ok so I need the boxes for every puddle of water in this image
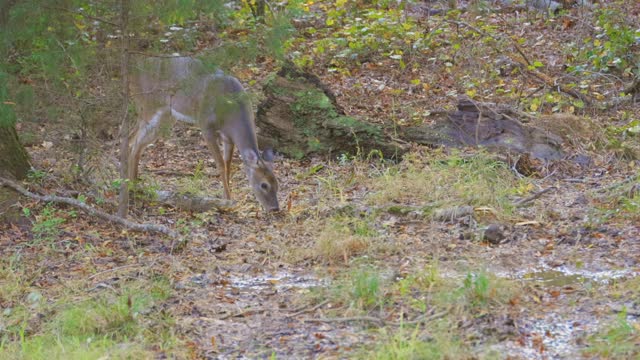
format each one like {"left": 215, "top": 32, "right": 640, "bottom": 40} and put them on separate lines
{"left": 227, "top": 271, "right": 322, "bottom": 291}
{"left": 515, "top": 263, "right": 638, "bottom": 286}
{"left": 522, "top": 270, "right": 586, "bottom": 287}
{"left": 488, "top": 313, "right": 593, "bottom": 359}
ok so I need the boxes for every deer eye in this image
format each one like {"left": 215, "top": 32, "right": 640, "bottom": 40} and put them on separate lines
{"left": 261, "top": 182, "right": 269, "bottom": 190}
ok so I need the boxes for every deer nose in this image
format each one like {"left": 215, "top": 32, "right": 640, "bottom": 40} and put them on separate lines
{"left": 267, "top": 201, "right": 280, "bottom": 212}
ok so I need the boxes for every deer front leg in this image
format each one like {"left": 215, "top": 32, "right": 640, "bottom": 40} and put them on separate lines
{"left": 128, "top": 109, "right": 169, "bottom": 180}
{"left": 203, "top": 129, "right": 232, "bottom": 200}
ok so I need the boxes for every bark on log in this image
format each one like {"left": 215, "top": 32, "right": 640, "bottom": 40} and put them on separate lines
{"left": 256, "top": 62, "right": 407, "bottom": 160}
{"left": 402, "top": 97, "right": 565, "bottom": 161}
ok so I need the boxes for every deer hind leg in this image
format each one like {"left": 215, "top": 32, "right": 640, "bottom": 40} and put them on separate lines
{"left": 203, "top": 128, "right": 232, "bottom": 200}
{"left": 221, "top": 134, "right": 235, "bottom": 189}
{"left": 128, "top": 108, "right": 171, "bottom": 180}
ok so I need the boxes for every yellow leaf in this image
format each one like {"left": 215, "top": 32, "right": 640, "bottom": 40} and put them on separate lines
{"left": 74, "top": 21, "right": 85, "bottom": 30}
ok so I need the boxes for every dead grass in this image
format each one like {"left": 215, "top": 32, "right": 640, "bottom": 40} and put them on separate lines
{"left": 315, "top": 218, "right": 373, "bottom": 263}
{"left": 369, "top": 150, "right": 526, "bottom": 219}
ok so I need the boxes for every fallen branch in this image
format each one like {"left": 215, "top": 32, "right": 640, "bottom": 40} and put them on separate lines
{"left": 519, "top": 63, "right": 592, "bottom": 105}
{"left": 286, "top": 300, "right": 330, "bottom": 318}
{"left": 220, "top": 308, "right": 266, "bottom": 320}
{"left": 386, "top": 309, "right": 449, "bottom": 326}
{"left": 303, "top": 316, "right": 385, "bottom": 326}
{"left": 514, "top": 186, "right": 557, "bottom": 207}
{"left": 0, "top": 176, "right": 178, "bottom": 238}
{"left": 303, "top": 309, "right": 449, "bottom": 327}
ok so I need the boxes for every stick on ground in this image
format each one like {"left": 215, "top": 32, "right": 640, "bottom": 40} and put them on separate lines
{"left": 0, "top": 176, "right": 178, "bottom": 238}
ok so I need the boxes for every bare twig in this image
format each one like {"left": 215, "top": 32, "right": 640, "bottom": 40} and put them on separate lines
{"left": 446, "top": 20, "right": 532, "bottom": 66}
{"left": 129, "top": 51, "right": 196, "bottom": 58}
{"left": 87, "top": 263, "right": 143, "bottom": 280}
{"left": 303, "top": 316, "right": 385, "bottom": 326}
{"left": 220, "top": 308, "right": 266, "bottom": 320}
{"left": 597, "top": 174, "right": 639, "bottom": 194}
{"left": 514, "top": 186, "right": 557, "bottom": 207}
{"left": 286, "top": 300, "right": 330, "bottom": 318}
{"left": 0, "top": 177, "right": 179, "bottom": 238}
{"left": 303, "top": 309, "right": 449, "bottom": 327}
{"left": 447, "top": 19, "right": 593, "bottom": 105}
{"left": 43, "top": 6, "right": 118, "bottom": 27}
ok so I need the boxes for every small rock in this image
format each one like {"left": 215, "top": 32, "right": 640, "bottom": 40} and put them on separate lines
{"left": 483, "top": 224, "right": 505, "bottom": 244}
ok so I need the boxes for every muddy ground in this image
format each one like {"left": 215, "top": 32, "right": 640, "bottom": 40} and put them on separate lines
{"left": 2, "top": 117, "right": 638, "bottom": 359}
{"left": 2, "top": 1, "right": 640, "bottom": 358}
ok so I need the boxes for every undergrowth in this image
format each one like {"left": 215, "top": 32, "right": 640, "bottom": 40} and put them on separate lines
{"left": 0, "top": 260, "right": 182, "bottom": 359}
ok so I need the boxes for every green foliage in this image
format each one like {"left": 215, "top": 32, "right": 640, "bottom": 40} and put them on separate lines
{"left": 350, "top": 267, "right": 383, "bottom": 310}
{"left": 365, "top": 326, "right": 465, "bottom": 360}
{"left": 26, "top": 168, "right": 47, "bottom": 184}
{"left": 293, "top": 3, "right": 424, "bottom": 69}
{"left": 569, "top": 8, "right": 640, "bottom": 75}
{"left": 584, "top": 309, "right": 640, "bottom": 358}
{"left": 30, "top": 204, "right": 66, "bottom": 244}
{"left": 6, "top": 0, "right": 97, "bottom": 86}
{"left": 176, "top": 160, "right": 210, "bottom": 196}
{"left": 592, "top": 174, "right": 640, "bottom": 222}
{"left": 0, "top": 277, "right": 176, "bottom": 359}
{"left": 462, "top": 272, "right": 491, "bottom": 306}
{"left": 324, "top": 266, "right": 386, "bottom": 312}
{"left": 604, "top": 121, "right": 640, "bottom": 160}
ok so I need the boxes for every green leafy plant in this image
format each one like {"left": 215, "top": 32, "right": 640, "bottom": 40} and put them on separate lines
{"left": 30, "top": 204, "right": 65, "bottom": 244}
{"left": 570, "top": 9, "right": 639, "bottom": 74}
{"left": 26, "top": 169, "right": 47, "bottom": 184}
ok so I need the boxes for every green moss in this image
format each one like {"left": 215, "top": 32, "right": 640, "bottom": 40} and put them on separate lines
{"left": 291, "top": 89, "right": 337, "bottom": 119}
{"left": 328, "top": 116, "right": 382, "bottom": 139}
{"left": 264, "top": 70, "right": 388, "bottom": 158}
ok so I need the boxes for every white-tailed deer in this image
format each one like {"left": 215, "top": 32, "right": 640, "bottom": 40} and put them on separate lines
{"left": 128, "top": 57, "right": 279, "bottom": 211}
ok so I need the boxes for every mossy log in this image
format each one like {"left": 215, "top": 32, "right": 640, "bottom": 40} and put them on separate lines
{"left": 257, "top": 63, "right": 565, "bottom": 163}
{"left": 401, "top": 98, "right": 565, "bottom": 161}
{"left": 256, "top": 63, "right": 406, "bottom": 160}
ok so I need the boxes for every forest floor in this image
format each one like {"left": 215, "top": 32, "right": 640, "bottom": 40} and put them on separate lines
{"left": 2, "top": 1, "right": 640, "bottom": 359}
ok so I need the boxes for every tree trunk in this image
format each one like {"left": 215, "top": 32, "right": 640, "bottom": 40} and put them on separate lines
{"left": 117, "top": 0, "right": 131, "bottom": 218}
{"left": 0, "top": 124, "right": 30, "bottom": 223}
{"left": 0, "top": 124, "right": 30, "bottom": 180}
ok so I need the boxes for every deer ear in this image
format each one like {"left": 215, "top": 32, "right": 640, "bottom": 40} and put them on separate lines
{"left": 262, "top": 148, "right": 275, "bottom": 162}
{"left": 242, "top": 149, "right": 259, "bottom": 168}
